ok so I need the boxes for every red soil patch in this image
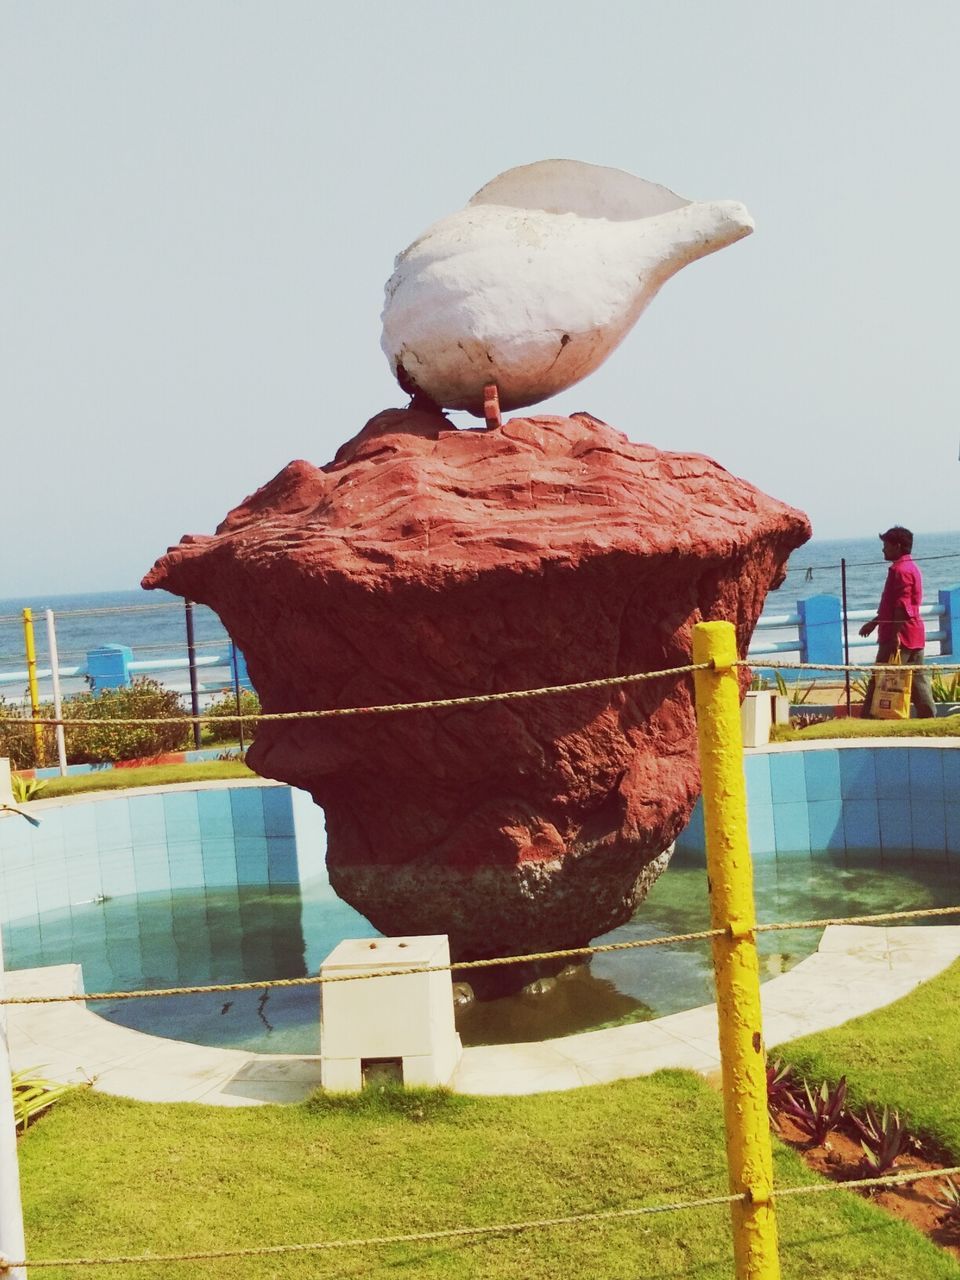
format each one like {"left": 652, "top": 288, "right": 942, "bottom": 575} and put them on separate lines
{"left": 775, "top": 1113, "right": 960, "bottom": 1261}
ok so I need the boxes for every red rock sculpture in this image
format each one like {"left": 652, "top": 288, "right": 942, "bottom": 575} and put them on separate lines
{"left": 144, "top": 408, "right": 809, "bottom": 985}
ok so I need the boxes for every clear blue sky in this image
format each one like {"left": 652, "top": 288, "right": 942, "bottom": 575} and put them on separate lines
{"left": 3, "top": 1, "right": 958, "bottom": 596}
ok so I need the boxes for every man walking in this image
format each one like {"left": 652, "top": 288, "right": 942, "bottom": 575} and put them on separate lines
{"left": 858, "top": 526, "right": 935, "bottom": 719}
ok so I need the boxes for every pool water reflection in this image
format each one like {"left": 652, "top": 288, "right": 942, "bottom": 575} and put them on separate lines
{"left": 5, "top": 847, "right": 958, "bottom": 1052}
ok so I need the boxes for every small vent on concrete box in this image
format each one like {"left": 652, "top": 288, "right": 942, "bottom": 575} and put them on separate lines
{"left": 361, "top": 1058, "right": 403, "bottom": 1088}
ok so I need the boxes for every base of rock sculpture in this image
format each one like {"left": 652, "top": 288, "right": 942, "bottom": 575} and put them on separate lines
{"left": 144, "top": 407, "right": 810, "bottom": 991}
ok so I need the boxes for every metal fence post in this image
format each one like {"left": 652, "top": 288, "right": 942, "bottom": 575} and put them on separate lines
{"left": 20, "top": 610, "right": 43, "bottom": 769}
{"left": 231, "top": 646, "right": 246, "bottom": 754}
{"left": 44, "top": 610, "right": 67, "bottom": 776}
{"left": 184, "top": 602, "right": 202, "bottom": 751}
{"left": 0, "top": 927, "right": 28, "bottom": 1279}
{"left": 693, "top": 620, "right": 780, "bottom": 1280}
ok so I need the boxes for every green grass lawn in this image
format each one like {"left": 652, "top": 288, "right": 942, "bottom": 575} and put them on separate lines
{"left": 35, "top": 759, "right": 254, "bottom": 798}
{"left": 18, "top": 1069, "right": 960, "bottom": 1279}
{"left": 771, "top": 714, "right": 960, "bottom": 742}
{"left": 782, "top": 956, "right": 960, "bottom": 1157}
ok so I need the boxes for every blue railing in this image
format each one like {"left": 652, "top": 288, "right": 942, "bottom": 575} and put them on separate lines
{"left": 3, "top": 587, "right": 960, "bottom": 698}
{"left": 750, "top": 586, "right": 960, "bottom": 676}
{"left": 0, "top": 643, "right": 252, "bottom": 697}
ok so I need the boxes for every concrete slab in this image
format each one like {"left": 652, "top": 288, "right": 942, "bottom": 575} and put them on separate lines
{"left": 4, "top": 923, "right": 960, "bottom": 1105}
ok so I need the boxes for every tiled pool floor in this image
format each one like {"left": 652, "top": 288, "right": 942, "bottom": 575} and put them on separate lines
{"left": 6, "top": 923, "right": 960, "bottom": 1104}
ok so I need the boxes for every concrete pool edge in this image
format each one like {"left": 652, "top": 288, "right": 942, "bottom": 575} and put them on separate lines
{"left": 7, "top": 923, "right": 960, "bottom": 1105}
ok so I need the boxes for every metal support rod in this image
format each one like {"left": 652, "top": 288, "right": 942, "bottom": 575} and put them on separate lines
{"left": 184, "top": 602, "right": 202, "bottom": 751}
{"left": 692, "top": 621, "right": 780, "bottom": 1280}
{"left": 44, "top": 611, "right": 67, "bottom": 776}
{"left": 0, "top": 926, "right": 28, "bottom": 1279}
{"left": 231, "top": 647, "right": 245, "bottom": 754}
{"left": 840, "top": 558, "right": 852, "bottom": 716}
{"left": 20, "top": 610, "right": 43, "bottom": 768}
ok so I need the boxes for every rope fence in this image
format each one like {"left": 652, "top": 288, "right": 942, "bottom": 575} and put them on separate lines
{"left": 2, "top": 656, "right": 958, "bottom": 731}
{"left": 5, "top": 635, "right": 960, "bottom": 1274}
{"left": 3, "top": 903, "right": 958, "bottom": 1007}
{"left": 3, "top": 1163, "right": 959, "bottom": 1271}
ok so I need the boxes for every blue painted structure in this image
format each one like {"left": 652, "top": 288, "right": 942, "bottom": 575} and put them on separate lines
{"left": 0, "top": 641, "right": 252, "bottom": 695}
{"left": 748, "top": 587, "right": 960, "bottom": 672}
{"left": 677, "top": 742, "right": 960, "bottom": 860}
{"left": 0, "top": 782, "right": 326, "bottom": 932}
{"left": 3, "top": 589, "right": 958, "bottom": 700}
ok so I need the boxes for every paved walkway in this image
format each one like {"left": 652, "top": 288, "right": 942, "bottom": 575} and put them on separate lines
{"left": 6, "top": 924, "right": 960, "bottom": 1105}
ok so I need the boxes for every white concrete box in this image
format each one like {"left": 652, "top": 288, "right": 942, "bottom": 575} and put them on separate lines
{"left": 0, "top": 758, "right": 13, "bottom": 806}
{"left": 319, "top": 934, "right": 462, "bottom": 1092}
{"left": 741, "top": 690, "right": 774, "bottom": 747}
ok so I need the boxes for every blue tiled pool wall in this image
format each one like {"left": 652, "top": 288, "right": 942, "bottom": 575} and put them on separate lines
{"left": 0, "top": 784, "right": 328, "bottom": 927}
{"left": 677, "top": 746, "right": 960, "bottom": 860}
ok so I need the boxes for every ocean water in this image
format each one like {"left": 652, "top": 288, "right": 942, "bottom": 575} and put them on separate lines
{"left": 0, "top": 590, "right": 230, "bottom": 702}
{"left": 2, "top": 532, "right": 960, "bottom": 699}
{"left": 772, "top": 530, "right": 960, "bottom": 617}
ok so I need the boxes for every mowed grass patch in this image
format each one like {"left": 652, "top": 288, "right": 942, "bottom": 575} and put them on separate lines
{"left": 783, "top": 955, "right": 960, "bottom": 1156}
{"left": 771, "top": 715, "right": 960, "bottom": 742}
{"left": 18, "top": 1073, "right": 959, "bottom": 1279}
{"left": 36, "top": 760, "right": 255, "bottom": 798}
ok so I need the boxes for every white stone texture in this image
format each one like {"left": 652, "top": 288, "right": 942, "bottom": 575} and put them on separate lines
{"left": 741, "top": 690, "right": 775, "bottom": 747}
{"left": 0, "top": 759, "right": 12, "bottom": 806}
{"left": 381, "top": 159, "right": 754, "bottom": 413}
{"left": 319, "top": 935, "right": 462, "bottom": 1091}
{"left": 7, "top": 924, "right": 960, "bottom": 1104}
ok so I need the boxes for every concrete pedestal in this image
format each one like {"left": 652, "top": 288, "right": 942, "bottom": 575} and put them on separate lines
{"left": 741, "top": 692, "right": 789, "bottom": 747}
{"left": 320, "top": 935, "right": 462, "bottom": 1091}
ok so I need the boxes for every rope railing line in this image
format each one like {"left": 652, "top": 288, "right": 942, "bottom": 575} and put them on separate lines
{"left": 0, "top": 660, "right": 712, "bottom": 728}
{"left": 0, "top": 927, "right": 727, "bottom": 1005}
{"left": 773, "top": 1163, "right": 960, "bottom": 1199}
{"left": 786, "top": 550, "right": 960, "bottom": 573}
{"left": 744, "top": 659, "right": 960, "bottom": 674}
{"left": 4, "top": 655, "right": 959, "bottom": 731}
{"left": 6, "top": 1163, "right": 960, "bottom": 1270}
{"left": 4, "top": 904, "right": 959, "bottom": 1007}
{"left": 0, "top": 604, "right": 189, "bottom": 624}
{"left": 5, "top": 653, "right": 960, "bottom": 731}
{"left": 0, "top": 1192, "right": 746, "bottom": 1269}
{"left": 757, "top": 904, "right": 960, "bottom": 932}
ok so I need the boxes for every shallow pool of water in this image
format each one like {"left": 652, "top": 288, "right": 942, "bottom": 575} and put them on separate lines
{"left": 6, "top": 848, "right": 959, "bottom": 1052}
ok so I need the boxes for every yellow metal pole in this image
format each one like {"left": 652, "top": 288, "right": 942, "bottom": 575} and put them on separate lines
{"left": 692, "top": 620, "right": 779, "bottom": 1280}
{"left": 22, "top": 607, "right": 45, "bottom": 767}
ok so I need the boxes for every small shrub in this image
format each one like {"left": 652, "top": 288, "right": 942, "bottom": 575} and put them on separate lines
{"left": 61, "top": 679, "right": 192, "bottom": 764}
{"left": 789, "top": 712, "right": 830, "bottom": 731}
{"left": 766, "top": 1058, "right": 799, "bottom": 1129}
{"left": 774, "top": 672, "right": 817, "bottom": 705}
{"left": 11, "top": 775, "right": 47, "bottom": 802}
{"left": 934, "top": 1176, "right": 960, "bottom": 1235}
{"left": 850, "top": 1103, "right": 912, "bottom": 1174}
{"left": 780, "top": 1076, "right": 848, "bottom": 1146}
{"left": 203, "top": 688, "right": 260, "bottom": 744}
{"left": 931, "top": 671, "right": 960, "bottom": 704}
{"left": 1, "top": 681, "right": 192, "bottom": 767}
{"left": 12, "top": 1067, "right": 81, "bottom": 1132}
{"left": 0, "top": 696, "right": 58, "bottom": 771}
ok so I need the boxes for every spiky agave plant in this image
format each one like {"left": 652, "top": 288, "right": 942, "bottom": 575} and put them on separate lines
{"left": 11, "top": 1067, "right": 81, "bottom": 1132}
{"left": 780, "top": 1076, "right": 848, "bottom": 1146}
{"left": 849, "top": 1103, "right": 913, "bottom": 1174}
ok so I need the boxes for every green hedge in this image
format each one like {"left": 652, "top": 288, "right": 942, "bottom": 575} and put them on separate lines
{"left": 202, "top": 688, "right": 261, "bottom": 743}
{"left": 0, "top": 678, "right": 192, "bottom": 769}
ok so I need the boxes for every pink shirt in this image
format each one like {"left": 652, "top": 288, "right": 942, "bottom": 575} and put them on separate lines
{"left": 877, "top": 554, "right": 925, "bottom": 650}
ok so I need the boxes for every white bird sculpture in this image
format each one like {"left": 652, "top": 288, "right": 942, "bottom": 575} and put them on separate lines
{"left": 381, "top": 159, "right": 754, "bottom": 416}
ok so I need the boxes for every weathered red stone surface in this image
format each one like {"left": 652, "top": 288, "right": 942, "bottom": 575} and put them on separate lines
{"left": 144, "top": 408, "right": 810, "bottom": 978}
